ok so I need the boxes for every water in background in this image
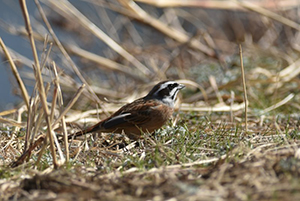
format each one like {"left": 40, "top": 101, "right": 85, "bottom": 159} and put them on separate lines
{"left": 0, "top": 0, "right": 92, "bottom": 111}
{"left": 0, "top": 0, "right": 37, "bottom": 110}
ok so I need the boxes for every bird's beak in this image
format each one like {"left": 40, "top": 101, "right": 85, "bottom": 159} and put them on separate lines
{"left": 178, "top": 84, "right": 185, "bottom": 90}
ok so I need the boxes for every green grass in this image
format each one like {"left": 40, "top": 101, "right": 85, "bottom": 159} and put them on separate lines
{"left": 1, "top": 112, "right": 300, "bottom": 200}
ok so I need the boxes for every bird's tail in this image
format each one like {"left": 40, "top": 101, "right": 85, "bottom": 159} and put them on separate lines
{"left": 68, "top": 122, "right": 102, "bottom": 140}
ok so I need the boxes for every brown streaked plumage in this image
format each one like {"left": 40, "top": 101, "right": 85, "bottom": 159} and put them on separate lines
{"left": 69, "top": 81, "right": 185, "bottom": 140}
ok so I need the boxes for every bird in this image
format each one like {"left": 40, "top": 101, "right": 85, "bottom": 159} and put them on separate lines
{"left": 69, "top": 80, "right": 185, "bottom": 140}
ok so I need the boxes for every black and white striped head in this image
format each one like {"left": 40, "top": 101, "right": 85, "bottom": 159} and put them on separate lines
{"left": 146, "top": 81, "right": 185, "bottom": 107}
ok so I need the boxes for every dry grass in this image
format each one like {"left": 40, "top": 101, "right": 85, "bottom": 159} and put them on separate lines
{"left": 1, "top": 118, "right": 300, "bottom": 200}
{"left": 1, "top": 0, "right": 300, "bottom": 200}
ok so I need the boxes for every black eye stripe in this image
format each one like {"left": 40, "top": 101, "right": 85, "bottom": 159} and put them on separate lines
{"left": 157, "top": 83, "right": 179, "bottom": 97}
{"left": 167, "top": 83, "right": 178, "bottom": 90}
{"left": 160, "top": 87, "right": 169, "bottom": 95}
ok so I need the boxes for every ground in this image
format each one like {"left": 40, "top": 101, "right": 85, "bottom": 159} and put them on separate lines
{"left": 1, "top": 115, "right": 300, "bottom": 200}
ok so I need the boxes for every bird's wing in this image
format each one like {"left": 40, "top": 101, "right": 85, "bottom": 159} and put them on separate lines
{"left": 102, "top": 113, "right": 132, "bottom": 129}
{"left": 102, "top": 100, "right": 159, "bottom": 129}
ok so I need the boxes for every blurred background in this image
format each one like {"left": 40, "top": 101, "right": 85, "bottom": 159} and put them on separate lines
{"left": 1, "top": 0, "right": 300, "bottom": 115}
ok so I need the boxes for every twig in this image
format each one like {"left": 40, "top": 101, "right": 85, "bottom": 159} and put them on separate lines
{"left": 239, "top": 44, "right": 248, "bottom": 133}
{"left": 260, "top": 93, "right": 295, "bottom": 114}
{"left": 136, "top": 0, "right": 300, "bottom": 10}
{"left": 166, "top": 155, "right": 227, "bottom": 169}
{"left": 230, "top": 91, "right": 235, "bottom": 123}
{"left": 176, "top": 79, "right": 208, "bottom": 102}
{"left": 67, "top": 44, "right": 147, "bottom": 82}
{"left": 53, "top": 62, "right": 70, "bottom": 162}
{"left": 234, "top": 0, "right": 300, "bottom": 31}
{"left": 0, "top": 117, "right": 26, "bottom": 127}
{"left": 11, "top": 135, "right": 46, "bottom": 168}
{"left": 52, "top": 84, "right": 86, "bottom": 129}
{"left": 180, "top": 102, "right": 245, "bottom": 112}
{"left": 0, "top": 109, "right": 17, "bottom": 116}
{"left": 24, "top": 98, "right": 33, "bottom": 152}
{"left": 209, "top": 76, "right": 224, "bottom": 104}
{"left": 0, "top": 37, "right": 30, "bottom": 110}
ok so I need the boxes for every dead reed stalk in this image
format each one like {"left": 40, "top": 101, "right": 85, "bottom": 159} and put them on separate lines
{"left": 35, "top": 0, "right": 102, "bottom": 104}
{"left": 19, "top": 0, "right": 58, "bottom": 168}
{"left": 239, "top": 44, "right": 248, "bottom": 133}
{"left": 0, "top": 37, "right": 30, "bottom": 110}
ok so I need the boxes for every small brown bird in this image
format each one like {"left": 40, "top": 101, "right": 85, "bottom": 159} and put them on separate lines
{"left": 69, "top": 81, "right": 185, "bottom": 140}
